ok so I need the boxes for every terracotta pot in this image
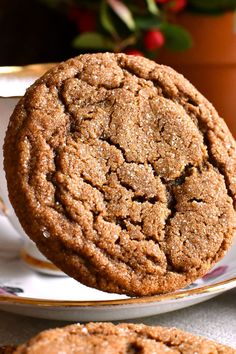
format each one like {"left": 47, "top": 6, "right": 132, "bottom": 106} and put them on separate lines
{"left": 158, "top": 12, "right": 236, "bottom": 137}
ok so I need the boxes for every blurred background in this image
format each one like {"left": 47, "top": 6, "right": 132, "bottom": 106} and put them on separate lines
{"left": 1, "top": 0, "right": 236, "bottom": 136}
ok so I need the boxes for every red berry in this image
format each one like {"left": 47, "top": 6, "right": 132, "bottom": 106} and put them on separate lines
{"left": 125, "top": 49, "right": 144, "bottom": 56}
{"left": 168, "top": 0, "right": 187, "bottom": 12}
{"left": 144, "top": 30, "right": 165, "bottom": 51}
{"left": 68, "top": 7, "right": 96, "bottom": 33}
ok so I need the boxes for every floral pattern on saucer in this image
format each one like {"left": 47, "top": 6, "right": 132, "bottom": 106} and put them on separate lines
{"left": 0, "top": 286, "right": 23, "bottom": 296}
{"left": 202, "top": 266, "right": 229, "bottom": 280}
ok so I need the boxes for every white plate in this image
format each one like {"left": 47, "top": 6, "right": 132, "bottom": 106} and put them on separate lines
{"left": 0, "top": 214, "right": 236, "bottom": 321}
{"left": 0, "top": 64, "right": 236, "bottom": 322}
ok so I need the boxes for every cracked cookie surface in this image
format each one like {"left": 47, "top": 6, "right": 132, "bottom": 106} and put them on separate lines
{"left": 11, "top": 323, "right": 236, "bottom": 354}
{"left": 4, "top": 53, "right": 236, "bottom": 296}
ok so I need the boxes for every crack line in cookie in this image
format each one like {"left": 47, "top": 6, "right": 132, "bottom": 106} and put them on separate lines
{"left": 28, "top": 70, "right": 227, "bottom": 276}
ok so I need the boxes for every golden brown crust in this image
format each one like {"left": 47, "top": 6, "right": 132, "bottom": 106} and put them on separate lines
{"left": 4, "top": 53, "right": 236, "bottom": 296}
{"left": 12, "top": 323, "right": 236, "bottom": 354}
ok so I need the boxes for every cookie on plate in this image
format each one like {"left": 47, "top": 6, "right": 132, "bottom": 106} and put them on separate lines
{"left": 4, "top": 53, "right": 236, "bottom": 296}
{"left": 5, "top": 322, "right": 236, "bottom": 354}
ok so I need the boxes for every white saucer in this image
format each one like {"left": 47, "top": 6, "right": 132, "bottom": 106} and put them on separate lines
{"left": 0, "top": 215, "right": 235, "bottom": 321}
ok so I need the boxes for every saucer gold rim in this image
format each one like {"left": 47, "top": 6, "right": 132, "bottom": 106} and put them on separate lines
{"left": 0, "top": 276, "right": 235, "bottom": 307}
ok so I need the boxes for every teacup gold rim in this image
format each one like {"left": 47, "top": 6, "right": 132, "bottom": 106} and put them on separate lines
{"left": 0, "top": 276, "right": 235, "bottom": 308}
{"left": 0, "top": 63, "right": 56, "bottom": 75}
{"left": 20, "top": 249, "right": 62, "bottom": 272}
{"left": 0, "top": 63, "right": 57, "bottom": 98}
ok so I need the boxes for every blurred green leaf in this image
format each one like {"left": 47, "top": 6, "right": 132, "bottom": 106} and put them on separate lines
{"left": 146, "top": 0, "right": 160, "bottom": 15}
{"left": 107, "top": 0, "right": 136, "bottom": 31}
{"left": 135, "top": 16, "right": 161, "bottom": 30}
{"left": 160, "top": 23, "right": 193, "bottom": 51}
{"left": 72, "top": 32, "right": 115, "bottom": 50}
{"left": 100, "top": 0, "right": 118, "bottom": 36}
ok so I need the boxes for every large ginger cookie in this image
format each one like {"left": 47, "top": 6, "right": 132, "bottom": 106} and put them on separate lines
{"left": 7, "top": 323, "right": 236, "bottom": 354}
{"left": 4, "top": 53, "right": 236, "bottom": 296}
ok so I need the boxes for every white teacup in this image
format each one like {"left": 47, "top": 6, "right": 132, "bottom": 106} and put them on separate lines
{"left": 0, "top": 65, "right": 65, "bottom": 276}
